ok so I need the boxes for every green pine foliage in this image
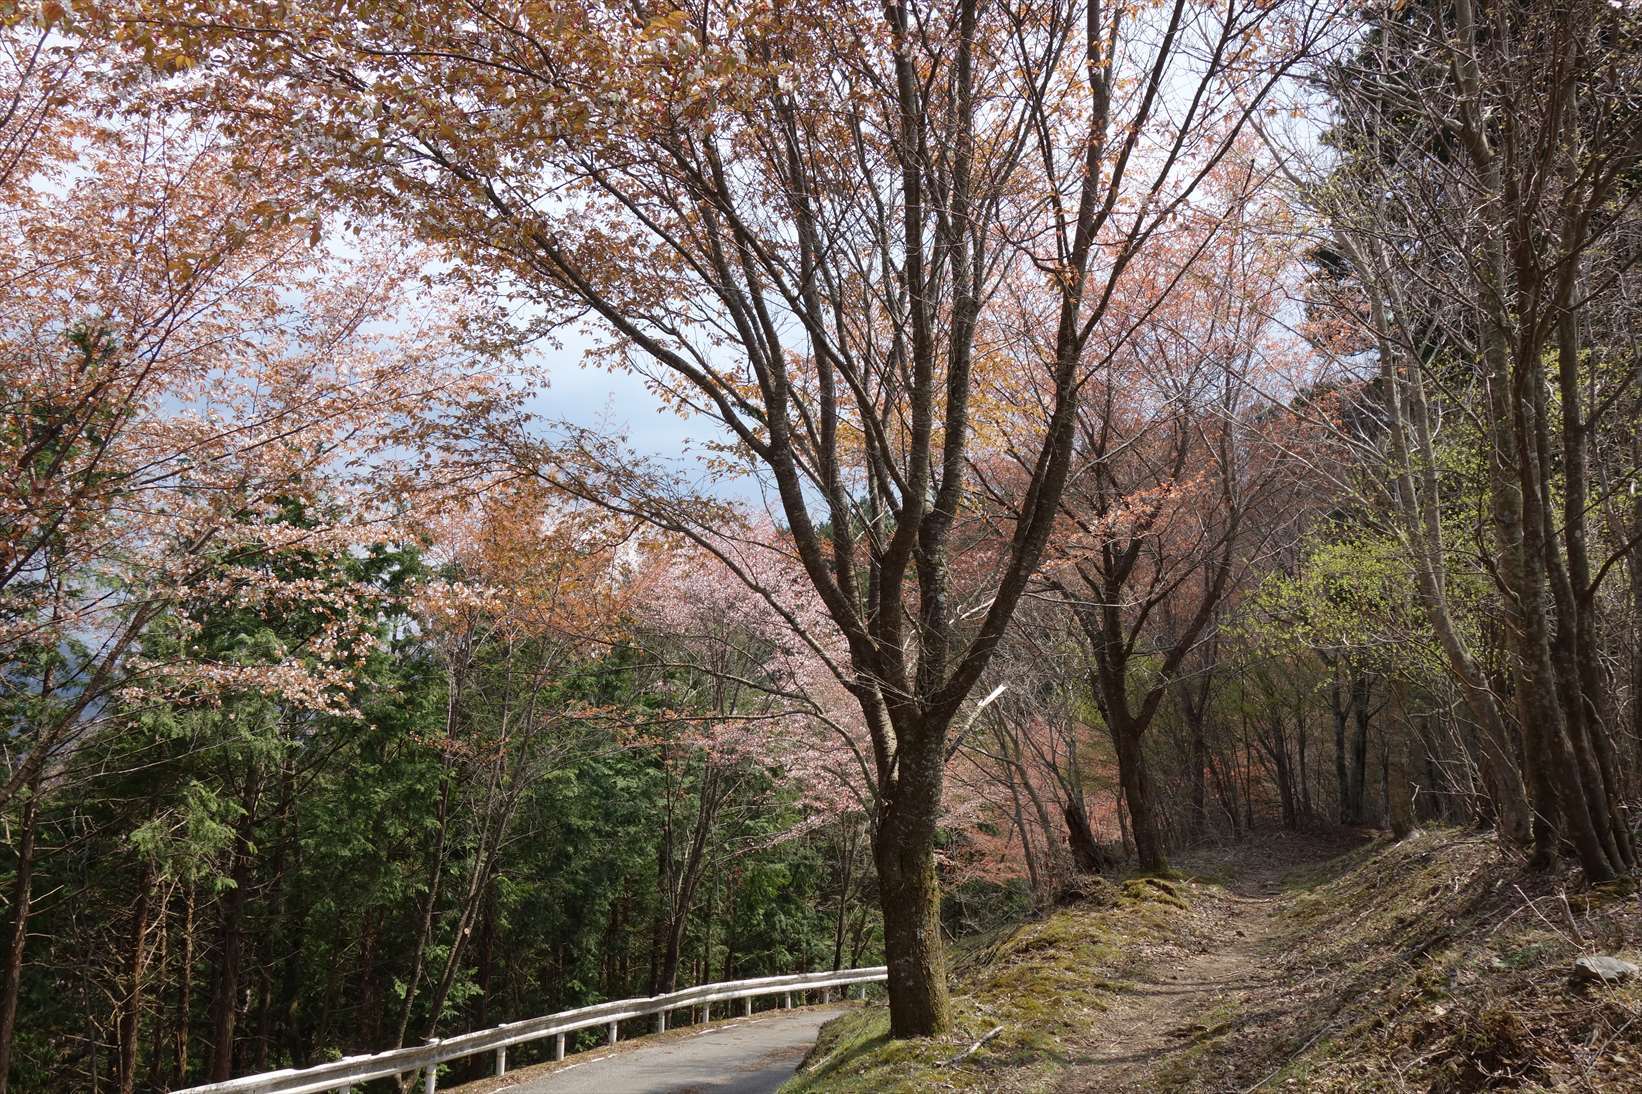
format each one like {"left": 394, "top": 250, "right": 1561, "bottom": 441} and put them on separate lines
{"left": 0, "top": 526, "right": 879, "bottom": 1091}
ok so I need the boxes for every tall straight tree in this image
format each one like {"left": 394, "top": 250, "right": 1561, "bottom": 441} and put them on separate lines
{"left": 124, "top": 0, "right": 1334, "bottom": 1034}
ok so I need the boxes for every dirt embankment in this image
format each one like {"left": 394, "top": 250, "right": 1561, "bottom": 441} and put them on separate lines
{"left": 789, "top": 828, "right": 1642, "bottom": 1092}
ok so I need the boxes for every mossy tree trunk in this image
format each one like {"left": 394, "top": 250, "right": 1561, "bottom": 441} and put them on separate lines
{"left": 872, "top": 730, "right": 951, "bottom": 1038}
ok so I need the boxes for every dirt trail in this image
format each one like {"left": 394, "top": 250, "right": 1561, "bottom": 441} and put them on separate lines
{"left": 1057, "top": 834, "right": 1360, "bottom": 1093}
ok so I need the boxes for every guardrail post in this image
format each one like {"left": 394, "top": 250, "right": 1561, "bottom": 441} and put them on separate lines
{"left": 495, "top": 1046, "right": 507, "bottom": 1075}
{"left": 607, "top": 1020, "right": 618, "bottom": 1046}
{"left": 783, "top": 991, "right": 792, "bottom": 1009}
{"left": 654, "top": 1009, "right": 666, "bottom": 1034}
{"left": 554, "top": 1032, "right": 566, "bottom": 1060}
{"left": 742, "top": 996, "right": 753, "bottom": 1017}
{"left": 423, "top": 1064, "right": 438, "bottom": 1094}
{"left": 697, "top": 1003, "right": 708, "bottom": 1025}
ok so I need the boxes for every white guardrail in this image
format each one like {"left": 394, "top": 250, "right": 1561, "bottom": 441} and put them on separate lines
{"left": 178, "top": 966, "right": 888, "bottom": 1094}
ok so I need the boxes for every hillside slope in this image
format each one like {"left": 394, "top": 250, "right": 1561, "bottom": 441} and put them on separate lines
{"left": 785, "top": 830, "right": 1642, "bottom": 1092}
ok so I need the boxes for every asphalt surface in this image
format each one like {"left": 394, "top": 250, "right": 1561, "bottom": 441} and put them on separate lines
{"left": 504, "top": 1008, "right": 845, "bottom": 1094}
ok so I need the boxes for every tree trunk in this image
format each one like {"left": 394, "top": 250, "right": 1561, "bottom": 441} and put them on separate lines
{"left": 172, "top": 883, "right": 196, "bottom": 1086}
{"left": 118, "top": 863, "right": 154, "bottom": 1094}
{"left": 719, "top": 877, "right": 738, "bottom": 985}
{"left": 1630, "top": 511, "right": 1642, "bottom": 800}
{"left": 208, "top": 819, "right": 254, "bottom": 1082}
{"left": 872, "top": 736, "right": 950, "bottom": 1038}
{"left": 1553, "top": 306, "right": 1634, "bottom": 873}
{"left": 1005, "top": 777, "right": 1043, "bottom": 902}
{"left": 1209, "top": 754, "right": 1240, "bottom": 838}
{"left": 1114, "top": 728, "right": 1166, "bottom": 873}
{"left": 1330, "top": 669, "right": 1349, "bottom": 823}
{"left": 0, "top": 786, "right": 40, "bottom": 1094}
{"left": 1178, "top": 668, "right": 1214, "bottom": 841}
{"left": 1297, "top": 712, "right": 1312, "bottom": 821}
{"left": 256, "top": 765, "right": 295, "bottom": 1069}
{"left": 1347, "top": 673, "right": 1371, "bottom": 825}
{"left": 657, "top": 911, "right": 688, "bottom": 997}
{"left": 602, "top": 888, "right": 625, "bottom": 997}
{"left": 394, "top": 767, "right": 451, "bottom": 1049}
{"left": 1389, "top": 720, "right": 1415, "bottom": 840}
{"left": 1063, "top": 799, "right": 1110, "bottom": 874}
{"left": 423, "top": 839, "right": 504, "bottom": 1039}
{"left": 1261, "top": 718, "right": 1298, "bottom": 830}
{"left": 474, "top": 883, "right": 496, "bottom": 1028}
{"left": 1189, "top": 720, "right": 1209, "bottom": 840}
{"left": 1243, "top": 758, "right": 1255, "bottom": 833}
{"left": 831, "top": 823, "right": 855, "bottom": 971}
{"left": 355, "top": 909, "right": 383, "bottom": 1050}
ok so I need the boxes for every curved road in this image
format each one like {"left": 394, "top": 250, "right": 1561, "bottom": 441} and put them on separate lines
{"left": 505, "top": 1008, "right": 844, "bottom": 1093}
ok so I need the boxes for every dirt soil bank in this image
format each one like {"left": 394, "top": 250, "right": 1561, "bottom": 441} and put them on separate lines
{"left": 792, "top": 828, "right": 1642, "bottom": 1092}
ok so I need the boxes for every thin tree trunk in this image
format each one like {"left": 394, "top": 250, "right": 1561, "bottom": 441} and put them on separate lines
{"left": 1296, "top": 702, "right": 1312, "bottom": 821}
{"left": 394, "top": 768, "right": 451, "bottom": 1049}
{"left": 208, "top": 803, "right": 256, "bottom": 1082}
{"left": 719, "top": 877, "right": 737, "bottom": 985}
{"left": 831, "top": 822, "right": 855, "bottom": 971}
{"left": 1389, "top": 722, "right": 1415, "bottom": 839}
{"left": 172, "top": 883, "right": 196, "bottom": 1086}
{"left": 1180, "top": 674, "right": 1212, "bottom": 840}
{"left": 0, "top": 785, "right": 40, "bottom": 1094}
{"left": 474, "top": 882, "right": 496, "bottom": 1028}
{"left": 118, "top": 863, "right": 155, "bottom": 1094}
{"left": 423, "top": 829, "right": 506, "bottom": 1038}
{"left": 1330, "top": 667, "right": 1349, "bottom": 823}
{"left": 1114, "top": 727, "right": 1166, "bottom": 872}
{"left": 1348, "top": 673, "right": 1371, "bottom": 825}
{"left": 1003, "top": 770, "right": 1043, "bottom": 903}
{"left": 1189, "top": 718, "right": 1209, "bottom": 839}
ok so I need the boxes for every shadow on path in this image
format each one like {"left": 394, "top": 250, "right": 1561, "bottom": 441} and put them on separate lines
{"left": 1055, "top": 829, "right": 1376, "bottom": 1093}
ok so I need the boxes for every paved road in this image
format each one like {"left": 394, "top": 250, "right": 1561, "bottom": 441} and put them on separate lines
{"left": 506, "top": 1008, "right": 843, "bottom": 1094}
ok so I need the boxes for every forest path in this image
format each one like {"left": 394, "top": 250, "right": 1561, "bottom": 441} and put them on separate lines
{"left": 1056, "top": 832, "right": 1367, "bottom": 1093}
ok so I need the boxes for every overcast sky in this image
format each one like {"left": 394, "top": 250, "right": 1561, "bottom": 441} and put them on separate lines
{"left": 521, "top": 331, "right": 768, "bottom": 507}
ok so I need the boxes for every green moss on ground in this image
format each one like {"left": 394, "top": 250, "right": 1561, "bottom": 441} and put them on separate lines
{"left": 783, "top": 876, "right": 1197, "bottom": 1093}
{"left": 793, "top": 829, "right": 1642, "bottom": 1092}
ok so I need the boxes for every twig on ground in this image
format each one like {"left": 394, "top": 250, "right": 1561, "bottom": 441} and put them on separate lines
{"left": 1582, "top": 1015, "right": 1637, "bottom": 1079}
{"left": 1241, "top": 1025, "right": 1332, "bottom": 1093}
{"left": 1557, "top": 888, "right": 1588, "bottom": 946}
{"left": 942, "top": 1025, "right": 1004, "bottom": 1066}
{"left": 1513, "top": 884, "right": 1583, "bottom": 948}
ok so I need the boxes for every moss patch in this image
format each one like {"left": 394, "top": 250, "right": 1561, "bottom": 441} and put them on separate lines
{"left": 794, "top": 829, "right": 1642, "bottom": 1092}
{"left": 784, "top": 875, "right": 1199, "bottom": 1092}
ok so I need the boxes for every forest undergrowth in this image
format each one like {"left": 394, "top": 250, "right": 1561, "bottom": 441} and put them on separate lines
{"left": 789, "top": 828, "right": 1642, "bottom": 1092}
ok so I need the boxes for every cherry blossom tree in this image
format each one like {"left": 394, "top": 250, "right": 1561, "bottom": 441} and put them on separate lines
{"left": 1033, "top": 170, "right": 1323, "bottom": 871}
{"left": 111, "top": 0, "right": 1338, "bottom": 1034}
